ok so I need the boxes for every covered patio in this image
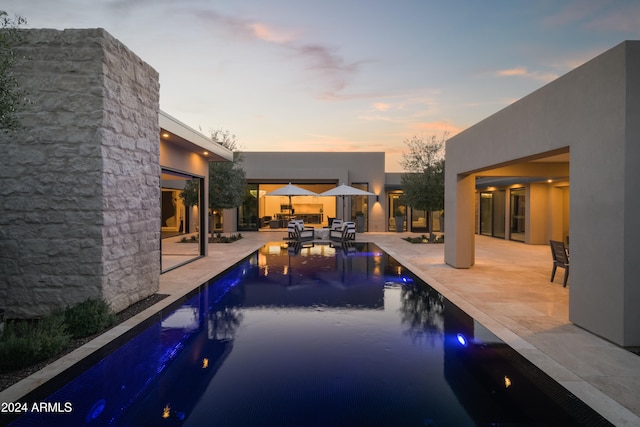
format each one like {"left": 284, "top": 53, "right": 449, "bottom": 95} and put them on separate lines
{"left": 445, "top": 41, "right": 640, "bottom": 350}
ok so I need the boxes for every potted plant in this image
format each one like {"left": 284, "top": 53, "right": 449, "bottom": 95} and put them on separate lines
{"left": 394, "top": 208, "right": 405, "bottom": 232}
{"left": 355, "top": 211, "right": 365, "bottom": 232}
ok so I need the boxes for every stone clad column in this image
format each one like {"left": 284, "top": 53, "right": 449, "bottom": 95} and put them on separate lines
{"left": 0, "top": 29, "right": 160, "bottom": 317}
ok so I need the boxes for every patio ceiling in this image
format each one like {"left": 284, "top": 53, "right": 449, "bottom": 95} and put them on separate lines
{"left": 475, "top": 149, "right": 569, "bottom": 190}
{"left": 159, "top": 110, "right": 233, "bottom": 162}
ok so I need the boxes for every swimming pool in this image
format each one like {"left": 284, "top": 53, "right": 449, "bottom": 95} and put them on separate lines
{"left": 6, "top": 242, "right": 612, "bottom": 426}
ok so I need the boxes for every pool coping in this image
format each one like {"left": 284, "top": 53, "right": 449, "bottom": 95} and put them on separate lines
{"left": 0, "top": 237, "right": 266, "bottom": 407}
{"left": 1, "top": 233, "right": 638, "bottom": 427}
{"left": 370, "top": 237, "right": 640, "bottom": 427}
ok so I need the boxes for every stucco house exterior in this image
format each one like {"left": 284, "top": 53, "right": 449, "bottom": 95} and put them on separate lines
{"left": 445, "top": 41, "right": 640, "bottom": 347}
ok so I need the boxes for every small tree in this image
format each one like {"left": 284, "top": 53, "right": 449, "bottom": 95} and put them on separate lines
{"left": 0, "top": 11, "right": 28, "bottom": 132}
{"left": 180, "top": 129, "right": 246, "bottom": 234}
{"left": 400, "top": 133, "right": 447, "bottom": 239}
{"left": 208, "top": 129, "right": 246, "bottom": 211}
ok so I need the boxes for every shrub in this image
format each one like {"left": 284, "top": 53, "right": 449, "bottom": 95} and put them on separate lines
{"left": 63, "top": 298, "right": 116, "bottom": 339}
{"left": 402, "top": 234, "right": 444, "bottom": 244}
{"left": 210, "top": 233, "right": 243, "bottom": 243}
{"left": 0, "top": 314, "right": 70, "bottom": 373}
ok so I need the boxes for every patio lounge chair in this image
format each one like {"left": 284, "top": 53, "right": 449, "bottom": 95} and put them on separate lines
{"left": 287, "top": 220, "right": 315, "bottom": 241}
{"left": 549, "top": 240, "right": 569, "bottom": 287}
{"left": 329, "top": 221, "right": 356, "bottom": 242}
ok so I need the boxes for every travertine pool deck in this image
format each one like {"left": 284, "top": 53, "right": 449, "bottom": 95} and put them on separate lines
{"left": 2, "top": 232, "right": 639, "bottom": 426}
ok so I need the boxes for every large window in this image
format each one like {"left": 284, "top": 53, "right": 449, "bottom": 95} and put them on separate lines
{"left": 479, "top": 190, "right": 506, "bottom": 238}
{"left": 388, "top": 193, "right": 406, "bottom": 232}
{"left": 350, "top": 183, "right": 370, "bottom": 232}
{"left": 411, "top": 208, "right": 428, "bottom": 232}
{"left": 238, "top": 183, "right": 259, "bottom": 231}
{"left": 243, "top": 183, "right": 337, "bottom": 230}
{"left": 480, "top": 192, "right": 493, "bottom": 236}
{"left": 510, "top": 188, "right": 525, "bottom": 242}
{"left": 161, "top": 169, "right": 205, "bottom": 272}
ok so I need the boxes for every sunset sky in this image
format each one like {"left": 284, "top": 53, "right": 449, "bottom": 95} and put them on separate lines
{"left": 5, "top": 0, "right": 640, "bottom": 171}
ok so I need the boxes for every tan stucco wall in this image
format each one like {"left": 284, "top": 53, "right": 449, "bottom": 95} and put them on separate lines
{"left": 445, "top": 41, "right": 640, "bottom": 346}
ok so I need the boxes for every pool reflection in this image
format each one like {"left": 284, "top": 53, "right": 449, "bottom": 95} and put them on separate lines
{"left": 8, "top": 242, "right": 612, "bottom": 427}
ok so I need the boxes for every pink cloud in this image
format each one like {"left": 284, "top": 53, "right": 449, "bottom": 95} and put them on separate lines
{"left": 372, "top": 102, "right": 391, "bottom": 112}
{"left": 497, "top": 67, "right": 527, "bottom": 77}
{"left": 248, "top": 22, "right": 297, "bottom": 43}
{"left": 496, "top": 67, "right": 558, "bottom": 82}
{"left": 195, "top": 9, "right": 363, "bottom": 99}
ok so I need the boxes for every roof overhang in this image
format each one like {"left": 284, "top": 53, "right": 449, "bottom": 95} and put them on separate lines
{"left": 159, "top": 110, "right": 233, "bottom": 162}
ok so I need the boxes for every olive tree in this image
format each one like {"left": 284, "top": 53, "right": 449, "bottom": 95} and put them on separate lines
{"left": 180, "top": 129, "right": 246, "bottom": 234}
{"left": 206, "top": 129, "right": 246, "bottom": 211}
{"left": 400, "top": 133, "right": 447, "bottom": 239}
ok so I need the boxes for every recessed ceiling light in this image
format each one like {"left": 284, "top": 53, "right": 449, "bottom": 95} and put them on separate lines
{"left": 162, "top": 132, "right": 170, "bottom": 138}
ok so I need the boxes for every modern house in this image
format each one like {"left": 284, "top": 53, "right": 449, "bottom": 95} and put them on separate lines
{"left": 445, "top": 41, "right": 640, "bottom": 347}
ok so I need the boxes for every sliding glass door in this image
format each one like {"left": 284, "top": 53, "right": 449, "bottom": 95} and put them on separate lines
{"left": 160, "top": 169, "right": 205, "bottom": 272}
{"left": 510, "top": 188, "right": 525, "bottom": 242}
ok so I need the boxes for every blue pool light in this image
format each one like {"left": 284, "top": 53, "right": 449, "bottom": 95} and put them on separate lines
{"left": 86, "top": 399, "right": 106, "bottom": 422}
{"left": 456, "top": 333, "right": 468, "bottom": 347}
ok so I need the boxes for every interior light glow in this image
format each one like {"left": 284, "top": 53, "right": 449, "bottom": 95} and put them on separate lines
{"left": 203, "top": 151, "right": 209, "bottom": 156}
{"left": 162, "top": 404, "right": 171, "bottom": 419}
{"left": 202, "top": 358, "right": 209, "bottom": 369}
{"left": 456, "top": 333, "right": 468, "bottom": 346}
{"left": 547, "top": 179, "right": 552, "bottom": 183}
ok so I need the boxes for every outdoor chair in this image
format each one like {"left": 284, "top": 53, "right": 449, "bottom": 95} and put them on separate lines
{"left": 331, "top": 219, "right": 343, "bottom": 230}
{"left": 549, "top": 240, "right": 570, "bottom": 287}
{"left": 286, "top": 220, "right": 315, "bottom": 241}
{"left": 329, "top": 221, "right": 356, "bottom": 242}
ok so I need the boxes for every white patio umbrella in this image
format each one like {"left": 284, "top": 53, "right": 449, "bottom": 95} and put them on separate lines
{"left": 320, "top": 184, "right": 375, "bottom": 220}
{"left": 263, "top": 183, "right": 319, "bottom": 216}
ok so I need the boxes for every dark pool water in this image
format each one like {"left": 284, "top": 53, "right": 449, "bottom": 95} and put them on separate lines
{"left": 6, "top": 242, "right": 612, "bottom": 426}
